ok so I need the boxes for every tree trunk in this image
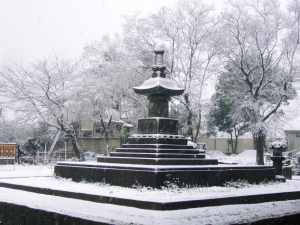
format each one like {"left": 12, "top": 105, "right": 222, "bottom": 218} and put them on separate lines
{"left": 70, "top": 136, "right": 84, "bottom": 161}
{"left": 187, "top": 110, "right": 193, "bottom": 141}
{"left": 194, "top": 109, "right": 201, "bottom": 143}
{"left": 105, "top": 132, "right": 110, "bottom": 157}
{"left": 234, "top": 135, "right": 238, "bottom": 154}
{"left": 234, "top": 128, "right": 239, "bottom": 154}
{"left": 253, "top": 129, "right": 265, "bottom": 165}
{"left": 229, "top": 132, "right": 234, "bottom": 154}
{"left": 184, "top": 94, "right": 194, "bottom": 141}
{"left": 101, "top": 115, "right": 112, "bottom": 156}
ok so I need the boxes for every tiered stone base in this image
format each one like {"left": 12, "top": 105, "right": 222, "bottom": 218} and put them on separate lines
{"left": 54, "top": 162, "right": 275, "bottom": 188}
{"left": 55, "top": 133, "right": 276, "bottom": 188}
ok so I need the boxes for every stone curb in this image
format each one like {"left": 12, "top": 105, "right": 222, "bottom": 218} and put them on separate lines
{"left": 1, "top": 181, "right": 300, "bottom": 211}
{"left": 235, "top": 212, "right": 300, "bottom": 225}
{"left": 0, "top": 201, "right": 110, "bottom": 225}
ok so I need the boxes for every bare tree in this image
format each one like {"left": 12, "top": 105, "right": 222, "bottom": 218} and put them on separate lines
{"left": 100, "top": 115, "right": 112, "bottom": 156}
{"left": 123, "top": 0, "right": 219, "bottom": 141}
{"left": 217, "top": 0, "right": 300, "bottom": 164}
{"left": 0, "top": 118, "right": 33, "bottom": 145}
{"left": 81, "top": 35, "right": 149, "bottom": 126}
{"left": 0, "top": 55, "right": 85, "bottom": 161}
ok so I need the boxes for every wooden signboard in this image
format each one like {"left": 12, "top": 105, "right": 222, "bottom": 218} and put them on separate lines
{"left": 0, "top": 143, "right": 16, "bottom": 161}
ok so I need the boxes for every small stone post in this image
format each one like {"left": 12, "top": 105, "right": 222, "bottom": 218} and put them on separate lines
{"left": 269, "top": 139, "right": 287, "bottom": 180}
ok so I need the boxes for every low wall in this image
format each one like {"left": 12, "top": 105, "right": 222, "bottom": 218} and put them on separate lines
{"left": 56, "top": 138, "right": 121, "bottom": 155}
{"left": 77, "top": 138, "right": 121, "bottom": 154}
{"left": 2, "top": 199, "right": 300, "bottom": 224}
{"left": 56, "top": 137, "right": 274, "bottom": 156}
{"left": 0, "top": 159, "right": 15, "bottom": 165}
{"left": 197, "top": 138, "right": 275, "bottom": 154}
{"left": 0, "top": 201, "right": 107, "bottom": 225}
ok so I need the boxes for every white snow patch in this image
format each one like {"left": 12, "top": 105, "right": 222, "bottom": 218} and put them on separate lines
{"left": 0, "top": 164, "right": 53, "bottom": 178}
{"left": 206, "top": 150, "right": 258, "bottom": 165}
{"left": 1, "top": 163, "right": 300, "bottom": 224}
{"left": 0, "top": 186, "right": 299, "bottom": 225}
{"left": 0, "top": 176, "right": 300, "bottom": 203}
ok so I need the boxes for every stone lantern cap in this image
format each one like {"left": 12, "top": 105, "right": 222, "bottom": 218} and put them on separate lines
{"left": 133, "top": 48, "right": 184, "bottom": 97}
{"left": 269, "top": 139, "right": 288, "bottom": 149}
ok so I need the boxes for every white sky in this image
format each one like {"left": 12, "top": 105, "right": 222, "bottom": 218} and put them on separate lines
{"left": 0, "top": 0, "right": 181, "bottom": 65}
{"left": 0, "top": 0, "right": 225, "bottom": 65}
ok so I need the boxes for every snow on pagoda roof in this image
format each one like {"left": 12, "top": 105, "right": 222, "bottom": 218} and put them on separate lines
{"left": 133, "top": 77, "right": 184, "bottom": 96}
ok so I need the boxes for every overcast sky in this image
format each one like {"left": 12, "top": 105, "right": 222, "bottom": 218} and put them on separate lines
{"left": 2, "top": 0, "right": 299, "bottom": 125}
{"left": 0, "top": 0, "right": 181, "bottom": 65}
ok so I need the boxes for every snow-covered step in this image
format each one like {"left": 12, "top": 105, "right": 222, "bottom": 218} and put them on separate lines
{"left": 110, "top": 152, "right": 205, "bottom": 158}
{"left": 96, "top": 156, "right": 216, "bottom": 165}
{"left": 116, "top": 147, "right": 200, "bottom": 154}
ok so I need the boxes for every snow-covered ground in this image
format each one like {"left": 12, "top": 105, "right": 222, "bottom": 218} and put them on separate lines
{"left": 206, "top": 149, "right": 268, "bottom": 165}
{"left": 0, "top": 151, "right": 300, "bottom": 224}
{"left": 0, "top": 163, "right": 53, "bottom": 178}
{"left": 1, "top": 169, "right": 300, "bottom": 202}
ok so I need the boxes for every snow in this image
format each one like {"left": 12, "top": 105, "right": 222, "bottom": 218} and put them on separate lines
{"left": 57, "top": 160, "right": 271, "bottom": 170}
{"left": 134, "top": 77, "right": 183, "bottom": 90}
{"left": 1, "top": 186, "right": 300, "bottom": 225}
{"left": 1, "top": 157, "right": 300, "bottom": 224}
{"left": 1, "top": 174, "right": 300, "bottom": 202}
{"left": 0, "top": 164, "right": 53, "bottom": 178}
{"left": 206, "top": 149, "right": 258, "bottom": 165}
{"left": 133, "top": 77, "right": 184, "bottom": 96}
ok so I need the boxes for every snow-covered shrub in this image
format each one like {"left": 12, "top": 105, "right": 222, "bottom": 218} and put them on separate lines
{"left": 223, "top": 179, "right": 251, "bottom": 188}
{"left": 285, "top": 149, "right": 300, "bottom": 175}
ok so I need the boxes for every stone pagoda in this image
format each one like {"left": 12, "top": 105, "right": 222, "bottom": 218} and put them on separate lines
{"left": 96, "top": 47, "right": 216, "bottom": 167}
{"left": 54, "top": 48, "right": 276, "bottom": 188}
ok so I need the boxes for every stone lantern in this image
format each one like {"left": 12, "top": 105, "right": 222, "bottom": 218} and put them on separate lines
{"left": 269, "top": 138, "right": 288, "bottom": 177}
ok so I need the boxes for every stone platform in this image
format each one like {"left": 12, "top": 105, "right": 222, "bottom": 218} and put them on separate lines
{"left": 54, "top": 119, "right": 277, "bottom": 188}
{"left": 55, "top": 131, "right": 276, "bottom": 188}
{"left": 54, "top": 162, "right": 276, "bottom": 188}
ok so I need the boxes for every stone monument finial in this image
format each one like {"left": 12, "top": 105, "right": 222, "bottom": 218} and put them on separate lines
{"left": 133, "top": 48, "right": 184, "bottom": 117}
{"left": 133, "top": 48, "right": 184, "bottom": 97}
{"left": 154, "top": 46, "right": 164, "bottom": 66}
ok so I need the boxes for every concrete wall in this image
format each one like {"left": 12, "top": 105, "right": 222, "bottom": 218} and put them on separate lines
{"left": 77, "top": 138, "right": 121, "bottom": 154}
{"left": 284, "top": 130, "right": 300, "bottom": 151}
{"left": 56, "top": 138, "right": 121, "bottom": 155}
{"left": 56, "top": 137, "right": 275, "bottom": 156}
{"left": 197, "top": 137, "right": 275, "bottom": 154}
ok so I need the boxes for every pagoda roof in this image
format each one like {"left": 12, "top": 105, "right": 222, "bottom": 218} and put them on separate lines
{"left": 133, "top": 77, "right": 184, "bottom": 96}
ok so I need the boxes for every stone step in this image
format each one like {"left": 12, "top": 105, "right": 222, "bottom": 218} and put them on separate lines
{"left": 109, "top": 152, "right": 206, "bottom": 158}
{"left": 128, "top": 137, "right": 187, "bottom": 145}
{"left": 97, "top": 156, "right": 217, "bottom": 165}
{"left": 121, "top": 144, "right": 194, "bottom": 149}
{"left": 116, "top": 148, "right": 201, "bottom": 154}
